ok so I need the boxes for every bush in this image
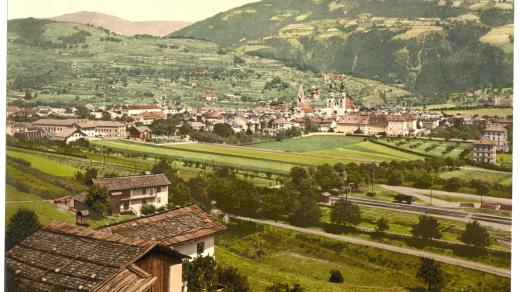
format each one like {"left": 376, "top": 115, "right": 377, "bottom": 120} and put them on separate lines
{"left": 329, "top": 270, "right": 344, "bottom": 283}
{"left": 141, "top": 204, "right": 157, "bottom": 215}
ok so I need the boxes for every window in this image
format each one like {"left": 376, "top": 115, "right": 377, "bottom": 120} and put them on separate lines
{"left": 197, "top": 242, "right": 205, "bottom": 255}
{"left": 156, "top": 186, "right": 161, "bottom": 193}
{"left": 142, "top": 188, "right": 147, "bottom": 195}
{"left": 156, "top": 197, "right": 161, "bottom": 203}
{"left": 142, "top": 198, "right": 147, "bottom": 205}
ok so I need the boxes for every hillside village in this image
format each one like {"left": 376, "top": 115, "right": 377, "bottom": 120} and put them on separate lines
{"left": 4, "top": 0, "right": 516, "bottom": 291}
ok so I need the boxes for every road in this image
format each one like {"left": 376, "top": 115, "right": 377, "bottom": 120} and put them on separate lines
{"left": 380, "top": 185, "right": 512, "bottom": 206}
{"left": 336, "top": 197, "right": 511, "bottom": 232}
{"left": 231, "top": 215, "right": 511, "bottom": 278}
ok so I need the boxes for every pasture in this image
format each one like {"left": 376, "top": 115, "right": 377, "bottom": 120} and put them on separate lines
{"left": 216, "top": 220, "right": 510, "bottom": 292}
{"left": 438, "top": 167, "right": 512, "bottom": 187}
{"left": 7, "top": 149, "right": 82, "bottom": 177}
{"left": 93, "top": 136, "right": 423, "bottom": 174}
{"left": 442, "top": 107, "right": 513, "bottom": 118}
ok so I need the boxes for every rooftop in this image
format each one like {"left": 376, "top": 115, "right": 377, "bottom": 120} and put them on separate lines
{"left": 102, "top": 205, "right": 226, "bottom": 247}
{"left": 6, "top": 221, "right": 157, "bottom": 291}
{"left": 90, "top": 174, "right": 171, "bottom": 191}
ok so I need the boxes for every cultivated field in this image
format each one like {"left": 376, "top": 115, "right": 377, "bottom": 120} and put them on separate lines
{"left": 7, "top": 149, "right": 81, "bottom": 177}
{"left": 93, "top": 136, "right": 423, "bottom": 173}
{"left": 374, "top": 137, "right": 472, "bottom": 159}
{"left": 217, "top": 220, "right": 511, "bottom": 292}
{"left": 438, "top": 168, "right": 512, "bottom": 187}
{"left": 442, "top": 107, "right": 513, "bottom": 118}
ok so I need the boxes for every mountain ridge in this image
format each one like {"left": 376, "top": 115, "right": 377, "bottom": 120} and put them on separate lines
{"left": 50, "top": 11, "right": 192, "bottom": 37}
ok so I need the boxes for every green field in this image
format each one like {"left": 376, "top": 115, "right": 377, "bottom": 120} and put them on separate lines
{"left": 443, "top": 107, "right": 513, "bottom": 118}
{"left": 497, "top": 153, "right": 512, "bottom": 168}
{"left": 6, "top": 185, "right": 75, "bottom": 226}
{"left": 438, "top": 168, "right": 512, "bottom": 187}
{"left": 92, "top": 137, "right": 422, "bottom": 173}
{"left": 250, "top": 135, "right": 366, "bottom": 152}
{"left": 216, "top": 220, "right": 510, "bottom": 292}
{"left": 7, "top": 149, "right": 82, "bottom": 177}
{"left": 375, "top": 138, "right": 472, "bottom": 159}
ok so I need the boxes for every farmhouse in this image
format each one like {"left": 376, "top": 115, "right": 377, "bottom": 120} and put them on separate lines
{"left": 6, "top": 221, "right": 187, "bottom": 292}
{"left": 87, "top": 174, "right": 170, "bottom": 216}
{"left": 129, "top": 125, "right": 152, "bottom": 140}
{"left": 51, "top": 128, "right": 87, "bottom": 144}
{"left": 483, "top": 125, "right": 509, "bottom": 152}
{"left": 102, "top": 204, "right": 227, "bottom": 259}
{"left": 473, "top": 137, "right": 497, "bottom": 164}
{"left": 139, "top": 111, "right": 167, "bottom": 125}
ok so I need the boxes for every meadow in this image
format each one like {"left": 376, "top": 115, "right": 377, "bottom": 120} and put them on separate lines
{"left": 7, "top": 148, "right": 82, "bottom": 177}
{"left": 442, "top": 107, "right": 513, "bottom": 118}
{"left": 438, "top": 167, "right": 512, "bottom": 187}
{"left": 92, "top": 136, "right": 423, "bottom": 174}
{"left": 216, "top": 220, "right": 510, "bottom": 292}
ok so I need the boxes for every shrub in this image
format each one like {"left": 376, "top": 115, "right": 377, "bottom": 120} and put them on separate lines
{"left": 329, "top": 269, "right": 344, "bottom": 283}
{"left": 141, "top": 204, "right": 157, "bottom": 215}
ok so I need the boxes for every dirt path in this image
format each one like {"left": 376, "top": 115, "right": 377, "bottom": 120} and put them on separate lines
{"left": 231, "top": 216, "right": 510, "bottom": 278}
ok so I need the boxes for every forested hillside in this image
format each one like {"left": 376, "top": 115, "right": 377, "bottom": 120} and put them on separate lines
{"left": 172, "top": 0, "right": 514, "bottom": 95}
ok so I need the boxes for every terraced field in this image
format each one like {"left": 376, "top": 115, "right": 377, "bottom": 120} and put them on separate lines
{"left": 374, "top": 138, "right": 472, "bottom": 159}
{"left": 93, "top": 136, "right": 422, "bottom": 173}
{"left": 7, "top": 149, "right": 82, "bottom": 177}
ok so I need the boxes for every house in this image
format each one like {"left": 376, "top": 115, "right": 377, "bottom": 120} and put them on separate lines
{"left": 127, "top": 105, "right": 162, "bottom": 116}
{"left": 32, "top": 119, "right": 79, "bottom": 134}
{"left": 51, "top": 128, "right": 87, "bottom": 144}
{"left": 140, "top": 111, "right": 166, "bottom": 125}
{"left": 201, "top": 92, "right": 219, "bottom": 101}
{"left": 483, "top": 125, "right": 509, "bottom": 152}
{"left": 5, "top": 221, "right": 187, "bottom": 292}
{"left": 336, "top": 114, "right": 387, "bottom": 135}
{"left": 87, "top": 174, "right": 170, "bottom": 216}
{"left": 129, "top": 125, "right": 152, "bottom": 140}
{"left": 102, "top": 204, "right": 227, "bottom": 259}
{"left": 89, "top": 121, "right": 127, "bottom": 138}
{"left": 473, "top": 137, "right": 496, "bottom": 164}
{"left": 320, "top": 192, "right": 332, "bottom": 203}
{"left": 73, "top": 191, "right": 88, "bottom": 212}
{"left": 10, "top": 122, "right": 44, "bottom": 140}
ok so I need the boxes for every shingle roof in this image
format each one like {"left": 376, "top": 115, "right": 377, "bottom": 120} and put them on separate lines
{"left": 90, "top": 174, "right": 171, "bottom": 191}
{"left": 53, "top": 128, "right": 86, "bottom": 139}
{"left": 473, "top": 137, "right": 495, "bottom": 145}
{"left": 33, "top": 119, "right": 79, "bottom": 126}
{"left": 102, "top": 205, "right": 226, "bottom": 247}
{"left": 6, "top": 221, "right": 157, "bottom": 292}
{"left": 484, "top": 125, "right": 507, "bottom": 132}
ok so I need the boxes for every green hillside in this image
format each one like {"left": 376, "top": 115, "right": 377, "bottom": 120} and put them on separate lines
{"left": 172, "top": 0, "right": 513, "bottom": 96}
{"left": 7, "top": 18, "right": 411, "bottom": 107}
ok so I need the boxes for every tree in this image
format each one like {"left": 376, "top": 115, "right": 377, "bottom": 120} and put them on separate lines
{"left": 459, "top": 220, "right": 491, "bottom": 248}
{"left": 217, "top": 266, "right": 250, "bottom": 291}
{"left": 387, "top": 170, "right": 403, "bottom": 186}
{"left": 475, "top": 182, "right": 490, "bottom": 205}
{"left": 445, "top": 177, "right": 462, "bottom": 192}
{"left": 328, "top": 270, "right": 344, "bottom": 283}
{"left": 85, "top": 185, "right": 112, "bottom": 219}
{"left": 416, "top": 258, "right": 445, "bottom": 291}
{"left": 376, "top": 217, "right": 389, "bottom": 232}
{"left": 411, "top": 215, "right": 442, "bottom": 240}
{"left": 330, "top": 200, "right": 361, "bottom": 226}
{"left": 6, "top": 209, "right": 41, "bottom": 250}
{"left": 140, "top": 204, "right": 156, "bottom": 215}
{"left": 183, "top": 256, "right": 219, "bottom": 291}
{"left": 179, "top": 121, "right": 194, "bottom": 136}
{"left": 213, "top": 123, "right": 234, "bottom": 137}
{"left": 266, "top": 283, "right": 304, "bottom": 292}
{"left": 188, "top": 176, "right": 210, "bottom": 208}
{"left": 151, "top": 158, "right": 175, "bottom": 178}
{"left": 101, "top": 111, "right": 111, "bottom": 121}
{"left": 313, "top": 164, "right": 343, "bottom": 191}
{"left": 168, "top": 175, "right": 193, "bottom": 207}
{"left": 84, "top": 168, "right": 98, "bottom": 182}
{"left": 288, "top": 198, "right": 321, "bottom": 227}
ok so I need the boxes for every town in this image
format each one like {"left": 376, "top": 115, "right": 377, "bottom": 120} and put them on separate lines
{"left": 4, "top": 0, "right": 515, "bottom": 291}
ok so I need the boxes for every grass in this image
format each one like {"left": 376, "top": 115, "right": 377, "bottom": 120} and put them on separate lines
{"left": 92, "top": 137, "right": 423, "bottom": 174}
{"left": 443, "top": 107, "right": 513, "bottom": 118}
{"left": 438, "top": 168, "right": 512, "bottom": 187}
{"left": 6, "top": 183, "right": 75, "bottom": 226}
{"left": 497, "top": 153, "right": 512, "bottom": 168}
{"left": 375, "top": 137, "right": 472, "bottom": 159}
{"left": 7, "top": 149, "right": 82, "bottom": 177}
{"left": 249, "top": 135, "right": 365, "bottom": 152}
{"left": 216, "top": 219, "right": 510, "bottom": 292}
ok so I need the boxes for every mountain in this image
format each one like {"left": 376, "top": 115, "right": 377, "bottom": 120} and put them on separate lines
{"left": 6, "top": 18, "right": 412, "bottom": 107}
{"left": 171, "top": 0, "right": 514, "bottom": 96}
{"left": 50, "top": 11, "right": 191, "bottom": 37}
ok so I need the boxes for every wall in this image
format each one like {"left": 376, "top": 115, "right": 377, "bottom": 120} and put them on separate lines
{"left": 173, "top": 236, "right": 215, "bottom": 259}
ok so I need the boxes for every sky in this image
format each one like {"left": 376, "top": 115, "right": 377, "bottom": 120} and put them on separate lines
{"left": 8, "top": 0, "right": 260, "bottom": 22}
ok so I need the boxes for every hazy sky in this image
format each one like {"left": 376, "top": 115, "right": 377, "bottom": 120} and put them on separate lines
{"left": 8, "top": 0, "right": 260, "bottom": 22}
